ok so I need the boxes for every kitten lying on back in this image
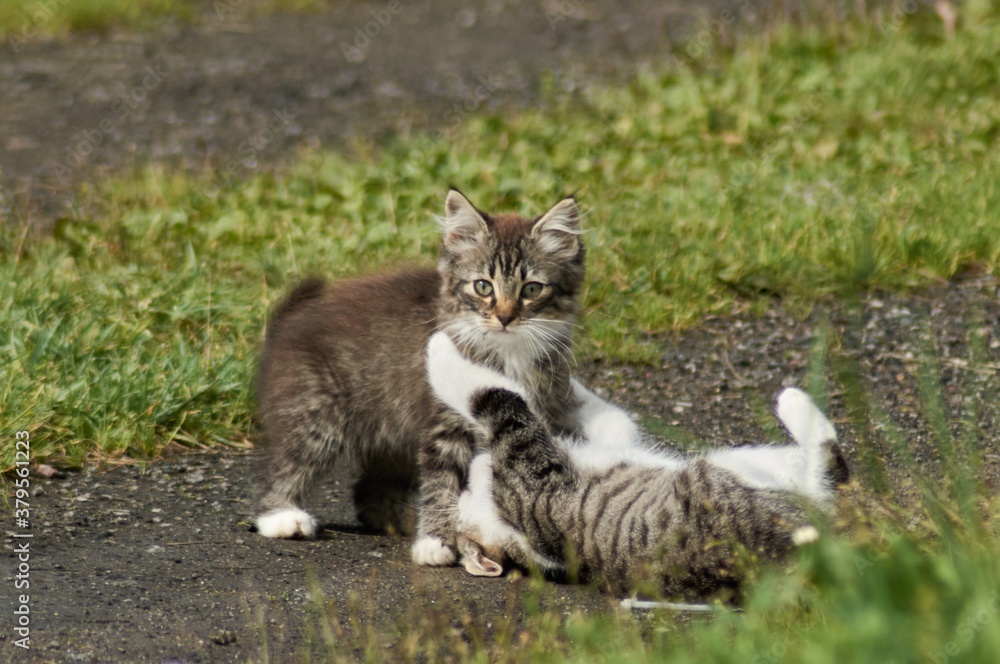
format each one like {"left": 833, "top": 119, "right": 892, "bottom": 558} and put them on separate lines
{"left": 254, "top": 190, "right": 594, "bottom": 566}
{"left": 426, "top": 332, "right": 840, "bottom": 599}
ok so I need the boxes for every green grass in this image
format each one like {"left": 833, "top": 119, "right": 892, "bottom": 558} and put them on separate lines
{"left": 302, "top": 533, "right": 1000, "bottom": 664}
{"left": 2, "top": 6, "right": 999, "bottom": 465}
{"left": 0, "top": 0, "right": 192, "bottom": 38}
{"left": 0, "top": 0, "right": 326, "bottom": 40}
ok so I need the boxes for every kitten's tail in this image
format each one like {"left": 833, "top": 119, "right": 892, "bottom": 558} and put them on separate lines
{"left": 272, "top": 277, "right": 326, "bottom": 322}
{"left": 776, "top": 388, "right": 838, "bottom": 499}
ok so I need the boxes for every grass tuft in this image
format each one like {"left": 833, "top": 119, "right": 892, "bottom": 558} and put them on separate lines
{"left": 0, "top": 0, "right": 193, "bottom": 38}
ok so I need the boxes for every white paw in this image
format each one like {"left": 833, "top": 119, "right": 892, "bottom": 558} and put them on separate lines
{"left": 776, "top": 388, "right": 836, "bottom": 448}
{"left": 256, "top": 508, "right": 318, "bottom": 539}
{"left": 411, "top": 536, "right": 457, "bottom": 566}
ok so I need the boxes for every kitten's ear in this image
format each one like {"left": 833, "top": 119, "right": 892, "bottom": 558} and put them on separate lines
{"left": 531, "top": 197, "right": 583, "bottom": 259}
{"left": 462, "top": 549, "right": 504, "bottom": 577}
{"left": 441, "top": 189, "right": 489, "bottom": 252}
{"left": 457, "top": 536, "right": 505, "bottom": 577}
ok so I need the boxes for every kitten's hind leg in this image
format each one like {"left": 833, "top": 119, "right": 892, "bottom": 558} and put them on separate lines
{"left": 256, "top": 449, "right": 324, "bottom": 539}
{"left": 256, "top": 507, "right": 318, "bottom": 539}
{"left": 705, "top": 445, "right": 813, "bottom": 496}
{"left": 707, "top": 389, "right": 840, "bottom": 504}
{"left": 776, "top": 388, "right": 837, "bottom": 451}
{"left": 776, "top": 387, "right": 841, "bottom": 498}
{"left": 778, "top": 387, "right": 850, "bottom": 486}
{"left": 255, "top": 396, "right": 347, "bottom": 539}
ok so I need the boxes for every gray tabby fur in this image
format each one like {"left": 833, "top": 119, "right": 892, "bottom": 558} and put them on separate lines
{"left": 253, "top": 190, "right": 587, "bottom": 566}
{"left": 426, "top": 332, "right": 840, "bottom": 600}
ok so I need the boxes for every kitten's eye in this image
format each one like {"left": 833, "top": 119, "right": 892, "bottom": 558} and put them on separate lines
{"left": 520, "top": 282, "right": 544, "bottom": 299}
{"left": 473, "top": 280, "right": 494, "bottom": 297}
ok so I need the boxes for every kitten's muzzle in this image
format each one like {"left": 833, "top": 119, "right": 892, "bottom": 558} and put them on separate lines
{"left": 496, "top": 313, "right": 516, "bottom": 328}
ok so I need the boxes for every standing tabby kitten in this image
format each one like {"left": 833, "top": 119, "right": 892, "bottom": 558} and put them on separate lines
{"left": 254, "top": 190, "right": 586, "bottom": 566}
{"left": 427, "top": 332, "right": 838, "bottom": 599}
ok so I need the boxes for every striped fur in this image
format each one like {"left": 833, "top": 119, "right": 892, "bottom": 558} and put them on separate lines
{"left": 253, "top": 190, "right": 587, "bottom": 567}
{"left": 427, "top": 332, "right": 839, "bottom": 600}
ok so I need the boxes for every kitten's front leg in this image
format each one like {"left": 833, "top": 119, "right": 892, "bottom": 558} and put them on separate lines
{"left": 412, "top": 408, "right": 476, "bottom": 566}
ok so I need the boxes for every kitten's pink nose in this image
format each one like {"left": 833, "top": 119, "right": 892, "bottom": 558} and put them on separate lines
{"left": 496, "top": 314, "right": 515, "bottom": 328}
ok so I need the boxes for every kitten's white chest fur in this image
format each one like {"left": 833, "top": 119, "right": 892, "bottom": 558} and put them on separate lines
{"left": 490, "top": 331, "right": 538, "bottom": 382}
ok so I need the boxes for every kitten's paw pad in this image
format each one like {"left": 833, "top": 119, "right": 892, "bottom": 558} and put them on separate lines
{"left": 411, "top": 536, "right": 457, "bottom": 566}
{"left": 256, "top": 508, "right": 318, "bottom": 539}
